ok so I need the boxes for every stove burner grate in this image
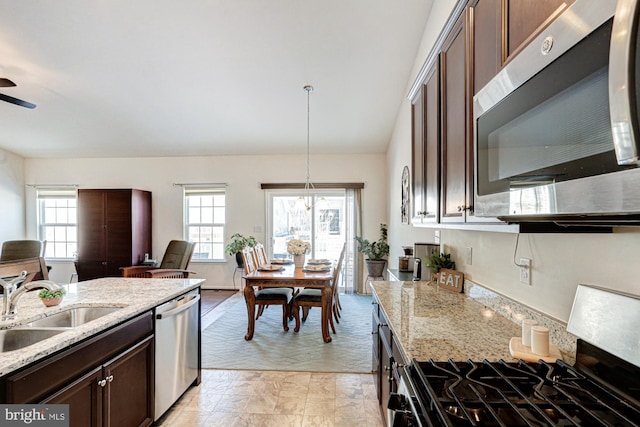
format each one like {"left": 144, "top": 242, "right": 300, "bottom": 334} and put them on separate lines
{"left": 410, "top": 359, "right": 640, "bottom": 426}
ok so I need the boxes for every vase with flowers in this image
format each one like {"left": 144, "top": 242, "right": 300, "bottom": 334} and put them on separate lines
{"left": 287, "top": 239, "right": 311, "bottom": 268}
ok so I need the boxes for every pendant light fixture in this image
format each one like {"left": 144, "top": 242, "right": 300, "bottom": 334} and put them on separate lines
{"left": 299, "top": 84, "right": 315, "bottom": 211}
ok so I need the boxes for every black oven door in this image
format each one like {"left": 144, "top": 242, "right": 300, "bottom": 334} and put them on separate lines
{"left": 388, "top": 365, "right": 430, "bottom": 427}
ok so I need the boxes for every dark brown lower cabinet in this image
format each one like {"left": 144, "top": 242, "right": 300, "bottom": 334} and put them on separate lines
{"left": 42, "top": 367, "right": 102, "bottom": 427}
{"left": 1, "top": 312, "right": 154, "bottom": 427}
{"left": 43, "top": 338, "right": 154, "bottom": 427}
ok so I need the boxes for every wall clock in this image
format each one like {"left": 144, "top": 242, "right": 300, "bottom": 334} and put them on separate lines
{"left": 401, "top": 166, "right": 410, "bottom": 223}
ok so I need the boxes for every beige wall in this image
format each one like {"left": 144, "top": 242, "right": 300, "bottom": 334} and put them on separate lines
{"left": 25, "top": 153, "right": 387, "bottom": 288}
{"left": 0, "top": 149, "right": 26, "bottom": 242}
{"left": 386, "top": 0, "right": 640, "bottom": 322}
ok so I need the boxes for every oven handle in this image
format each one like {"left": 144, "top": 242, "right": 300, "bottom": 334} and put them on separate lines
{"left": 610, "top": 0, "right": 640, "bottom": 165}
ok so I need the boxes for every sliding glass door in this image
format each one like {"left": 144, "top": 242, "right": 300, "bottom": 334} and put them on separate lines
{"left": 266, "top": 189, "right": 355, "bottom": 292}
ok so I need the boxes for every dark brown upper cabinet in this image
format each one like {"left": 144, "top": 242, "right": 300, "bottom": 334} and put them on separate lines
{"left": 411, "top": 59, "right": 441, "bottom": 224}
{"left": 470, "top": 0, "right": 502, "bottom": 94}
{"left": 506, "top": 0, "right": 575, "bottom": 60}
{"left": 440, "top": 12, "right": 473, "bottom": 223}
{"left": 411, "top": 85, "right": 426, "bottom": 222}
{"left": 409, "top": 0, "right": 574, "bottom": 228}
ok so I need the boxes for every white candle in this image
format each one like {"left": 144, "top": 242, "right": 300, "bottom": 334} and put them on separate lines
{"left": 522, "top": 319, "right": 538, "bottom": 347}
{"left": 531, "top": 326, "right": 550, "bottom": 356}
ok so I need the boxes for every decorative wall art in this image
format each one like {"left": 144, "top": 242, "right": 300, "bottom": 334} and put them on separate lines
{"left": 401, "top": 166, "right": 410, "bottom": 223}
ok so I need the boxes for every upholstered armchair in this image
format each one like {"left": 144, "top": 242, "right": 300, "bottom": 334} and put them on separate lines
{"left": 0, "top": 240, "right": 45, "bottom": 261}
{"left": 121, "top": 240, "right": 195, "bottom": 278}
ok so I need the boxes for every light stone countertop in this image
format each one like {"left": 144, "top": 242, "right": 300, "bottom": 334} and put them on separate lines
{"left": 371, "top": 280, "right": 521, "bottom": 363}
{"left": 0, "top": 277, "right": 205, "bottom": 376}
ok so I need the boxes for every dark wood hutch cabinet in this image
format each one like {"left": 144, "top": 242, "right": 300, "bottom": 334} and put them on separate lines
{"left": 77, "top": 189, "right": 152, "bottom": 281}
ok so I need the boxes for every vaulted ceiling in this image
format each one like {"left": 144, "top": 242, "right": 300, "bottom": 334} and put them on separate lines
{"left": 0, "top": 1, "right": 433, "bottom": 158}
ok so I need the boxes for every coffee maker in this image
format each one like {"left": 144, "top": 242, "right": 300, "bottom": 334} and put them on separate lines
{"left": 413, "top": 243, "right": 440, "bottom": 281}
{"left": 398, "top": 246, "right": 414, "bottom": 272}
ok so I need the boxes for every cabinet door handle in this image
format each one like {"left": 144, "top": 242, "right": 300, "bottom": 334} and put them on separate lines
{"left": 107, "top": 375, "right": 114, "bottom": 383}
{"left": 371, "top": 331, "right": 378, "bottom": 335}
{"left": 379, "top": 323, "right": 388, "bottom": 327}
{"left": 98, "top": 379, "right": 107, "bottom": 387}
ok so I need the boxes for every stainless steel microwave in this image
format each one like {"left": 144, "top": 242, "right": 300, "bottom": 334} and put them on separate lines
{"left": 474, "top": 0, "right": 640, "bottom": 225}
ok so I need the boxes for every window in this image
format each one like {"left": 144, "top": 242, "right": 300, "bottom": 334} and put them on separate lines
{"left": 184, "top": 187, "right": 226, "bottom": 261}
{"left": 37, "top": 188, "right": 77, "bottom": 259}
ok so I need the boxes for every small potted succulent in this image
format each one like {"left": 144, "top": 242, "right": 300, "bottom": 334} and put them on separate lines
{"left": 39, "top": 288, "right": 66, "bottom": 307}
{"left": 224, "top": 233, "right": 257, "bottom": 268}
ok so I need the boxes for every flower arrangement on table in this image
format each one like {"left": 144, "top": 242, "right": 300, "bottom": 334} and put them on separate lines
{"left": 287, "top": 239, "right": 311, "bottom": 256}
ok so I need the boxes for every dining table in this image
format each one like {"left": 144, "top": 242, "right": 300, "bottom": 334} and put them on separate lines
{"left": 243, "top": 262, "right": 334, "bottom": 343}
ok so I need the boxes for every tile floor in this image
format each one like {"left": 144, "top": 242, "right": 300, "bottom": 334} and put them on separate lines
{"left": 156, "top": 369, "right": 384, "bottom": 426}
{"left": 155, "top": 291, "right": 384, "bottom": 427}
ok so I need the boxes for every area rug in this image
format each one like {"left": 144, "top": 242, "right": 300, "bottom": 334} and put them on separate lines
{"left": 200, "top": 290, "right": 237, "bottom": 317}
{"left": 201, "top": 293, "right": 373, "bottom": 373}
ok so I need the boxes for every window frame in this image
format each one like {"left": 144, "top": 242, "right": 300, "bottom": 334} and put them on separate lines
{"left": 36, "top": 188, "right": 78, "bottom": 260}
{"left": 183, "top": 186, "right": 226, "bottom": 262}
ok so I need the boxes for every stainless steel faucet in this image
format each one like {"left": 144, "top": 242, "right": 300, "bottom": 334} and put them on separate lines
{"left": 1, "top": 271, "right": 63, "bottom": 319}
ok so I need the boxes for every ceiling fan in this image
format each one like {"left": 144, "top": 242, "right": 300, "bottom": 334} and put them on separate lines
{"left": 0, "top": 78, "right": 36, "bottom": 109}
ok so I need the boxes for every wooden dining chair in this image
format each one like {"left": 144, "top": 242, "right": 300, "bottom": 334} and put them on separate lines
{"left": 242, "top": 246, "right": 257, "bottom": 275}
{"left": 330, "top": 243, "right": 346, "bottom": 324}
{"left": 292, "top": 253, "right": 343, "bottom": 334}
{"left": 253, "top": 242, "right": 268, "bottom": 267}
{"left": 242, "top": 247, "right": 293, "bottom": 331}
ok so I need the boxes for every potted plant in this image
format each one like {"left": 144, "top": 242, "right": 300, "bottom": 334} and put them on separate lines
{"left": 39, "top": 288, "right": 66, "bottom": 307}
{"left": 355, "top": 223, "right": 390, "bottom": 278}
{"left": 427, "top": 252, "right": 455, "bottom": 281}
{"left": 224, "top": 233, "right": 257, "bottom": 268}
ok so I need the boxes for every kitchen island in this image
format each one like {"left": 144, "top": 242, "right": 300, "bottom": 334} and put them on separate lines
{"left": 0, "top": 277, "right": 204, "bottom": 376}
{"left": 0, "top": 277, "right": 204, "bottom": 426}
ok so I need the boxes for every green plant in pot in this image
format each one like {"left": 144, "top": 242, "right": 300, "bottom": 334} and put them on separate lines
{"left": 38, "top": 288, "right": 66, "bottom": 307}
{"left": 224, "top": 233, "right": 257, "bottom": 268}
{"left": 355, "top": 223, "right": 390, "bottom": 278}
{"left": 427, "top": 252, "right": 455, "bottom": 279}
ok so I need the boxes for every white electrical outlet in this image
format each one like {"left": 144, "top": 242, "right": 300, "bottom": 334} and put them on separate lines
{"left": 466, "top": 247, "right": 472, "bottom": 265}
{"left": 434, "top": 230, "right": 440, "bottom": 244}
{"left": 519, "top": 258, "right": 531, "bottom": 285}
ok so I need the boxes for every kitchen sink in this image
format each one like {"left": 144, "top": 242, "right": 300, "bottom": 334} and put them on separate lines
{"left": 23, "top": 306, "right": 123, "bottom": 328}
{"left": 0, "top": 328, "right": 65, "bottom": 352}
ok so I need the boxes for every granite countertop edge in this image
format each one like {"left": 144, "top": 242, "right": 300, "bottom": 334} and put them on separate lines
{"left": 0, "top": 277, "right": 205, "bottom": 376}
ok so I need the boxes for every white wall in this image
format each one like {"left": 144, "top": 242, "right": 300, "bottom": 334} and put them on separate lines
{"left": 386, "top": 0, "right": 640, "bottom": 322}
{"left": 0, "top": 149, "right": 26, "bottom": 242}
{"left": 25, "top": 153, "right": 387, "bottom": 287}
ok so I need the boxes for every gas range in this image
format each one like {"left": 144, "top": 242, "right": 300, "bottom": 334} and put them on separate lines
{"left": 389, "top": 285, "right": 640, "bottom": 427}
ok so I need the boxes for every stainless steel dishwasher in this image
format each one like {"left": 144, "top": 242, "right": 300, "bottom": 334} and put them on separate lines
{"left": 154, "top": 289, "right": 200, "bottom": 421}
